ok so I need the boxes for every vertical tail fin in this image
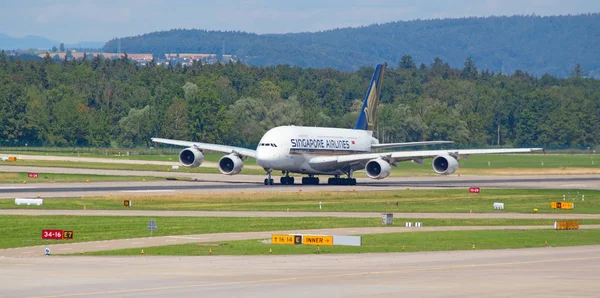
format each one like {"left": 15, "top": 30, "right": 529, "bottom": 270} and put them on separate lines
{"left": 353, "top": 63, "right": 386, "bottom": 130}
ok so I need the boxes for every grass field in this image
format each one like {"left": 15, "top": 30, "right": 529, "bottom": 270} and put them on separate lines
{"left": 0, "top": 172, "right": 163, "bottom": 183}
{"left": 2, "top": 189, "right": 596, "bottom": 214}
{"left": 1, "top": 153, "right": 598, "bottom": 176}
{"left": 87, "top": 229, "right": 600, "bottom": 256}
{"left": 0, "top": 151, "right": 250, "bottom": 164}
{"left": 0, "top": 159, "right": 267, "bottom": 175}
{"left": 2, "top": 215, "right": 600, "bottom": 249}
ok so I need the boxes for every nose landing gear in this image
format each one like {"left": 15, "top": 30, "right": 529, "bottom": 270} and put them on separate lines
{"left": 263, "top": 169, "right": 274, "bottom": 185}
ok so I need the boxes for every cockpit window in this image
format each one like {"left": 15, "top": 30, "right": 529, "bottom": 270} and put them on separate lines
{"left": 259, "top": 143, "right": 277, "bottom": 147}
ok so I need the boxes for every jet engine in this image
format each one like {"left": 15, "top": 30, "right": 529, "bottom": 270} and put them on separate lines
{"left": 365, "top": 158, "right": 392, "bottom": 179}
{"left": 432, "top": 154, "right": 459, "bottom": 175}
{"left": 178, "top": 147, "right": 204, "bottom": 168}
{"left": 218, "top": 154, "right": 244, "bottom": 175}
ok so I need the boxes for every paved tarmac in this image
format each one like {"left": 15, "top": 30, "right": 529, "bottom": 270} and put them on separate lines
{"left": 1, "top": 169, "right": 599, "bottom": 199}
{"left": 2, "top": 245, "right": 600, "bottom": 297}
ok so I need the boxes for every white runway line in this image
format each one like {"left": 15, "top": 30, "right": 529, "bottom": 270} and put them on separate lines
{"left": 131, "top": 242, "right": 144, "bottom": 244}
{"left": 168, "top": 236, "right": 206, "bottom": 240}
{"left": 0, "top": 187, "right": 33, "bottom": 189}
{"left": 120, "top": 190, "right": 175, "bottom": 193}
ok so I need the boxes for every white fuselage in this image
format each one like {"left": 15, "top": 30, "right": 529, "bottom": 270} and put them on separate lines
{"left": 256, "top": 126, "right": 377, "bottom": 175}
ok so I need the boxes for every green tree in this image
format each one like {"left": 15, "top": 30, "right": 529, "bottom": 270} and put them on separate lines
{"left": 461, "top": 57, "right": 478, "bottom": 80}
{"left": 398, "top": 54, "right": 416, "bottom": 69}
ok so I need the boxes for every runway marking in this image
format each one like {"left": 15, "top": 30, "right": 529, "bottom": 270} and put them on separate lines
{"left": 27, "top": 255, "right": 600, "bottom": 298}
{"left": 96, "top": 245, "right": 109, "bottom": 248}
{"left": 120, "top": 190, "right": 174, "bottom": 193}
{"left": 131, "top": 242, "right": 144, "bottom": 244}
{"left": 0, "top": 187, "right": 32, "bottom": 189}
{"left": 168, "top": 236, "right": 206, "bottom": 240}
{"left": 60, "top": 248, "right": 72, "bottom": 251}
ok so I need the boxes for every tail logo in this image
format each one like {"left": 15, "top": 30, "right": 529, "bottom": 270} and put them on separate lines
{"left": 353, "top": 63, "right": 386, "bottom": 131}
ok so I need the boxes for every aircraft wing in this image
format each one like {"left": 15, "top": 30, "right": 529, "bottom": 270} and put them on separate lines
{"left": 371, "top": 141, "right": 453, "bottom": 150}
{"left": 308, "top": 148, "right": 543, "bottom": 170}
{"left": 151, "top": 138, "right": 257, "bottom": 159}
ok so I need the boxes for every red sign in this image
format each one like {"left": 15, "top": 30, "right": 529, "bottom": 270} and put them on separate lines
{"left": 42, "top": 229, "right": 64, "bottom": 240}
{"left": 469, "top": 187, "right": 481, "bottom": 193}
{"left": 28, "top": 173, "right": 39, "bottom": 178}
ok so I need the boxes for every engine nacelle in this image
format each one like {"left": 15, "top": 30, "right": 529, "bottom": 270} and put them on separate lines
{"left": 432, "top": 154, "right": 459, "bottom": 175}
{"left": 178, "top": 147, "right": 204, "bottom": 168}
{"left": 218, "top": 154, "right": 244, "bottom": 175}
{"left": 365, "top": 158, "right": 392, "bottom": 179}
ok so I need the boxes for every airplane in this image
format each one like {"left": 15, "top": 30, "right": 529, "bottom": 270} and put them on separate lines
{"left": 152, "top": 63, "right": 543, "bottom": 186}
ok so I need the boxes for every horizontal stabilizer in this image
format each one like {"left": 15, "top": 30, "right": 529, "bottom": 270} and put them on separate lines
{"left": 371, "top": 141, "right": 454, "bottom": 150}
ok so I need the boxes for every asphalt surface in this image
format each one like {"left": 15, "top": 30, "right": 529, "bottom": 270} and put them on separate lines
{"left": 3, "top": 245, "right": 600, "bottom": 297}
{"left": 1, "top": 169, "right": 599, "bottom": 199}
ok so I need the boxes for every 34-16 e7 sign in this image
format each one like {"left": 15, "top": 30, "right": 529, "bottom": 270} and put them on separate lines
{"left": 41, "top": 229, "right": 74, "bottom": 240}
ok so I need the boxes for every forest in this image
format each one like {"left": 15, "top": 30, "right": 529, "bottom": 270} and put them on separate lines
{"left": 0, "top": 51, "right": 598, "bottom": 150}
{"left": 102, "top": 14, "right": 600, "bottom": 78}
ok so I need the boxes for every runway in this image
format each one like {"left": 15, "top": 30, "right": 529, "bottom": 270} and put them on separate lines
{"left": 2, "top": 245, "right": 600, "bottom": 297}
{"left": 1, "top": 171, "right": 599, "bottom": 198}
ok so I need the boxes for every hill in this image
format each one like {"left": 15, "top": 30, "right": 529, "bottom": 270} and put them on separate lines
{"left": 0, "top": 34, "right": 57, "bottom": 50}
{"left": 0, "top": 34, "right": 104, "bottom": 51}
{"left": 102, "top": 14, "right": 600, "bottom": 78}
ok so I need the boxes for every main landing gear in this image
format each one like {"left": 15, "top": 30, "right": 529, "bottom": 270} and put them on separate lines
{"left": 280, "top": 171, "right": 295, "bottom": 185}
{"left": 301, "top": 175, "right": 319, "bottom": 185}
{"left": 328, "top": 177, "right": 357, "bottom": 185}
{"left": 327, "top": 169, "right": 357, "bottom": 185}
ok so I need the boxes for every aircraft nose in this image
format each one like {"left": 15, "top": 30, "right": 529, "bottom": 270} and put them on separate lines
{"left": 256, "top": 148, "right": 280, "bottom": 168}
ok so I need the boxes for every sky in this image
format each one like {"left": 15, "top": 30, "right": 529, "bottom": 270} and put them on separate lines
{"left": 1, "top": 0, "right": 599, "bottom": 44}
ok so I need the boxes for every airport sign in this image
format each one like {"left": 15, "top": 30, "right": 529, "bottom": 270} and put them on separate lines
{"left": 272, "top": 234, "right": 295, "bottom": 245}
{"left": 302, "top": 235, "right": 333, "bottom": 246}
{"left": 147, "top": 218, "right": 157, "bottom": 231}
{"left": 271, "top": 234, "right": 360, "bottom": 246}
{"left": 63, "top": 230, "right": 74, "bottom": 240}
{"left": 469, "top": 187, "right": 481, "bottom": 193}
{"left": 28, "top": 173, "right": 38, "bottom": 178}
{"left": 42, "top": 229, "right": 63, "bottom": 240}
